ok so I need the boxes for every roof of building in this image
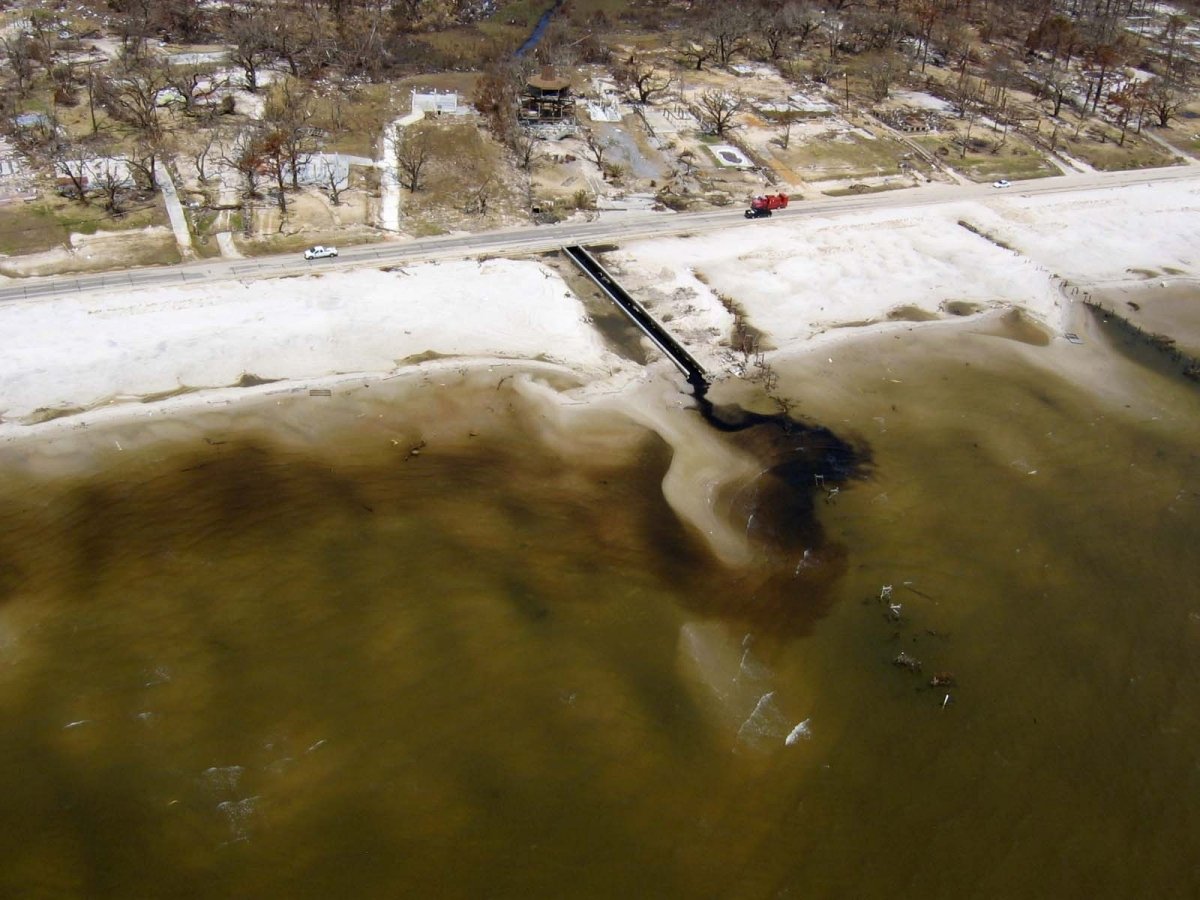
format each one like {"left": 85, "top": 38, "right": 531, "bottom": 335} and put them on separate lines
{"left": 527, "top": 66, "right": 571, "bottom": 91}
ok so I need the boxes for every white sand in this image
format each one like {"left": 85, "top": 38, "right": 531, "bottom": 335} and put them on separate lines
{"left": 609, "top": 178, "right": 1200, "bottom": 369}
{"left": 0, "top": 259, "right": 616, "bottom": 429}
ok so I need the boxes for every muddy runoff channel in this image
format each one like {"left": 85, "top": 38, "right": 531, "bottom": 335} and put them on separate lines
{"left": 2, "top": 294, "right": 1200, "bottom": 895}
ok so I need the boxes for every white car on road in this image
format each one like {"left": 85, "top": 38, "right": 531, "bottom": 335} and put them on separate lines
{"left": 992, "top": 180, "right": 1011, "bottom": 189}
{"left": 303, "top": 245, "right": 338, "bottom": 260}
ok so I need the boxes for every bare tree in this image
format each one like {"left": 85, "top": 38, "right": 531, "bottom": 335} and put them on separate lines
{"left": 865, "top": 51, "right": 909, "bottom": 103}
{"left": 165, "top": 64, "right": 228, "bottom": 117}
{"left": 615, "top": 53, "right": 672, "bottom": 104}
{"left": 224, "top": 128, "right": 266, "bottom": 198}
{"left": 1107, "top": 86, "right": 1138, "bottom": 146}
{"left": 510, "top": 131, "right": 540, "bottom": 172}
{"left": 464, "top": 176, "right": 495, "bottom": 215}
{"left": 692, "top": 89, "right": 743, "bottom": 136}
{"left": 473, "top": 59, "right": 524, "bottom": 144}
{"left": 320, "top": 158, "right": 346, "bottom": 205}
{"left": 125, "top": 134, "right": 165, "bottom": 194}
{"left": 93, "top": 159, "right": 129, "bottom": 214}
{"left": 823, "top": 15, "right": 845, "bottom": 62}
{"left": 580, "top": 130, "right": 613, "bottom": 169}
{"left": 773, "top": 110, "right": 802, "bottom": 150}
{"left": 1033, "top": 60, "right": 1075, "bottom": 118}
{"left": 96, "top": 58, "right": 170, "bottom": 136}
{"left": 757, "top": 1, "right": 819, "bottom": 60}
{"left": 393, "top": 122, "right": 436, "bottom": 193}
{"left": 27, "top": 9, "right": 59, "bottom": 62}
{"left": 958, "top": 96, "right": 982, "bottom": 159}
{"left": 1083, "top": 42, "right": 1125, "bottom": 114}
{"left": 336, "top": 13, "right": 388, "bottom": 80}
{"left": 265, "top": 12, "right": 320, "bottom": 78}
{"left": 82, "top": 65, "right": 103, "bottom": 135}
{"left": 256, "top": 128, "right": 291, "bottom": 214}
{"left": 696, "top": 1, "right": 753, "bottom": 67}
{"left": 192, "top": 129, "right": 219, "bottom": 183}
{"left": 156, "top": 0, "right": 211, "bottom": 42}
{"left": 1142, "top": 73, "right": 1190, "bottom": 128}
{"left": 677, "top": 38, "right": 715, "bottom": 72}
{"left": 263, "top": 79, "right": 318, "bottom": 190}
{"left": 1, "top": 35, "right": 37, "bottom": 97}
{"left": 52, "top": 143, "right": 92, "bottom": 204}
{"left": 225, "top": 6, "right": 274, "bottom": 93}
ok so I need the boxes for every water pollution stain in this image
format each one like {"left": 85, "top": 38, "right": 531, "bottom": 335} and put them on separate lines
{"left": 682, "top": 381, "right": 871, "bottom": 634}
{"left": 1086, "top": 300, "right": 1200, "bottom": 385}
{"left": 0, "top": 370, "right": 870, "bottom": 641}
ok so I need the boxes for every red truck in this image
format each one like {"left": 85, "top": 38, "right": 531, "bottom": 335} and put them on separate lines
{"left": 745, "top": 193, "right": 789, "bottom": 219}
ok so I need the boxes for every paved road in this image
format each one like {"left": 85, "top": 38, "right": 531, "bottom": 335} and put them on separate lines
{"left": 0, "top": 165, "right": 1194, "bottom": 304}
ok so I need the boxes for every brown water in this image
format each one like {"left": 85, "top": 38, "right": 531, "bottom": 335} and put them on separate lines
{"left": 1, "top": 317, "right": 1198, "bottom": 898}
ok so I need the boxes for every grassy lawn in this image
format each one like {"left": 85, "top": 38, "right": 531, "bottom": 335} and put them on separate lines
{"left": 234, "top": 229, "right": 383, "bottom": 258}
{"left": 313, "top": 73, "right": 483, "bottom": 158}
{"left": 1151, "top": 118, "right": 1200, "bottom": 157}
{"left": 0, "top": 229, "right": 180, "bottom": 277}
{"left": 787, "top": 131, "right": 909, "bottom": 180}
{"left": 0, "top": 195, "right": 169, "bottom": 256}
{"left": 1057, "top": 125, "right": 1178, "bottom": 170}
{"left": 912, "top": 134, "right": 1058, "bottom": 182}
{"left": 313, "top": 83, "right": 398, "bottom": 157}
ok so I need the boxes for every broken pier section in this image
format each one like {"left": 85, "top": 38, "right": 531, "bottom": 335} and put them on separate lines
{"left": 562, "top": 245, "right": 708, "bottom": 392}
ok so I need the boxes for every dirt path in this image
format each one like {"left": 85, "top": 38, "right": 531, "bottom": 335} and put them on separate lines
{"left": 155, "top": 162, "right": 194, "bottom": 258}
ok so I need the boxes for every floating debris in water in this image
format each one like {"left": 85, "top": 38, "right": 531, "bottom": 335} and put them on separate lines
{"left": 63, "top": 720, "right": 91, "bottom": 730}
{"left": 785, "top": 719, "right": 812, "bottom": 746}
{"left": 143, "top": 666, "right": 171, "bottom": 687}
{"left": 203, "top": 765, "right": 245, "bottom": 793}
{"left": 893, "top": 652, "right": 922, "bottom": 673}
{"left": 218, "top": 796, "right": 259, "bottom": 843}
{"left": 736, "top": 691, "right": 788, "bottom": 751}
{"left": 930, "top": 672, "right": 955, "bottom": 687}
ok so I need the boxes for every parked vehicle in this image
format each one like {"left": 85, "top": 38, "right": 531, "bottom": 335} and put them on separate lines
{"left": 993, "top": 180, "right": 1011, "bottom": 189}
{"left": 745, "top": 193, "right": 789, "bottom": 219}
{"left": 303, "top": 245, "right": 339, "bottom": 260}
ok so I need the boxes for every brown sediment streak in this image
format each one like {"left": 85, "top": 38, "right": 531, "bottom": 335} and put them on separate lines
{"left": 515, "top": 371, "right": 869, "bottom": 584}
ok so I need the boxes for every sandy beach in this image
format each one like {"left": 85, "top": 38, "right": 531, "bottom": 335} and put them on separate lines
{"left": 3, "top": 177, "right": 1197, "bottom": 442}
{"left": 2, "top": 176, "right": 1196, "bottom": 563}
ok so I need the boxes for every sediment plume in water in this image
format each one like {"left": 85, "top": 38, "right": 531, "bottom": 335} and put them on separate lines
{"left": 516, "top": 369, "right": 869, "bottom": 631}
{"left": 0, "top": 363, "right": 868, "bottom": 635}
{"left": 692, "top": 382, "right": 869, "bottom": 631}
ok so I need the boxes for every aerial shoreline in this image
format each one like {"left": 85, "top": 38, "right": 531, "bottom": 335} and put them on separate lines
{"left": 0, "top": 175, "right": 1197, "bottom": 450}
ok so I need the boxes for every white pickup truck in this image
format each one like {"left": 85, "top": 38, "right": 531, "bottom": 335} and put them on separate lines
{"left": 303, "top": 245, "right": 338, "bottom": 260}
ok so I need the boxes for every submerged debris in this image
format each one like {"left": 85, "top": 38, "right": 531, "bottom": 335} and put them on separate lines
{"left": 930, "top": 672, "right": 956, "bottom": 687}
{"left": 785, "top": 719, "right": 812, "bottom": 746}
